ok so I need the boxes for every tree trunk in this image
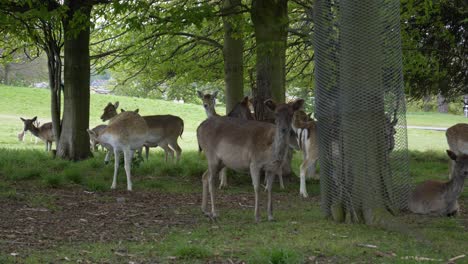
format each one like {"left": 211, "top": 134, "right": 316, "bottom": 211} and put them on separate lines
{"left": 46, "top": 44, "right": 62, "bottom": 143}
{"left": 3, "top": 63, "right": 11, "bottom": 85}
{"left": 437, "top": 92, "right": 448, "bottom": 113}
{"left": 422, "top": 94, "right": 432, "bottom": 112}
{"left": 56, "top": 1, "right": 92, "bottom": 160}
{"left": 251, "top": 0, "right": 288, "bottom": 121}
{"left": 222, "top": 0, "right": 244, "bottom": 114}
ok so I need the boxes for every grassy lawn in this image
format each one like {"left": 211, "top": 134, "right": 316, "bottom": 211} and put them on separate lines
{"left": 0, "top": 85, "right": 467, "bottom": 263}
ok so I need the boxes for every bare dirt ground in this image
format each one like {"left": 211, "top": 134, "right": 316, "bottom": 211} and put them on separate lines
{"left": 0, "top": 187, "right": 308, "bottom": 254}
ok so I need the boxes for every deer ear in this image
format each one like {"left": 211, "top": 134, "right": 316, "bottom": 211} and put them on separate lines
{"left": 114, "top": 101, "right": 119, "bottom": 109}
{"left": 447, "top": 150, "right": 457, "bottom": 161}
{"left": 264, "top": 99, "right": 277, "bottom": 111}
{"left": 212, "top": 91, "right": 219, "bottom": 98}
{"left": 20, "top": 117, "right": 25, "bottom": 122}
{"left": 197, "top": 90, "right": 204, "bottom": 99}
{"left": 291, "top": 99, "right": 305, "bottom": 111}
{"left": 135, "top": 109, "right": 139, "bottom": 113}
{"left": 32, "top": 116, "right": 37, "bottom": 122}
{"left": 86, "top": 129, "right": 96, "bottom": 138}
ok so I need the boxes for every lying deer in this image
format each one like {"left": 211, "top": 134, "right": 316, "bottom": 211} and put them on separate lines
{"left": 101, "top": 102, "right": 184, "bottom": 162}
{"left": 409, "top": 150, "right": 468, "bottom": 216}
{"left": 88, "top": 111, "right": 148, "bottom": 191}
{"left": 197, "top": 91, "right": 254, "bottom": 189}
{"left": 446, "top": 123, "right": 468, "bottom": 179}
{"left": 197, "top": 99, "right": 304, "bottom": 222}
{"left": 20, "top": 117, "right": 54, "bottom": 151}
{"left": 291, "top": 110, "right": 319, "bottom": 198}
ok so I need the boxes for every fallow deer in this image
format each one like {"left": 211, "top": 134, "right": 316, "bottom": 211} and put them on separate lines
{"left": 408, "top": 150, "right": 468, "bottom": 216}
{"left": 197, "top": 91, "right": 255, "bottom": 189}
{"left": 18, "top": 119, "right": 40, "bottom": 144}
{"left": 88, "top": 111, "right": 148, "bottom": 191}
{"left": 197, "top": 99, "right": 304, "bottom": 222}
{"left": 89, "top": 124, "right": 108, "bottom": 151}
{"left": 446, "top": 123, "right": 468, "bottom": 179}
{"left": 291, "top": 110, "right": 319, "bottom": 198}
{"left": 20, "top": 117, "right": 54, "bottom": 151}
{"left": 101, "top": 102, "right": 184, "bottom": 162}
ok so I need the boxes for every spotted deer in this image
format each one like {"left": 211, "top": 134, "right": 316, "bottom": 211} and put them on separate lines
{"left": 197, "top": 99, "right": 304, "bottom": 222}
{"left": 100, "top": 102, "right": 184, "bottom": 162}
{"left": 446, "top": 123, "right": 468, "bottom": 179}
{"left": 408, "top": 150, "right": 468, "bottom": 216}
{"left": 20, "top": 117, "right": 54, "bottom": 151}
{"left": 291, "top": 110, "right": 319, "bottom": 198}
{"left": 88, "top": 111, "right": 148, "bottom": 191}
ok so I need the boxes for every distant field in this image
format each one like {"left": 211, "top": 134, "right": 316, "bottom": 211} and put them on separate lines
{"left": 0, "top": 85, "right": 466, "bottom": 152}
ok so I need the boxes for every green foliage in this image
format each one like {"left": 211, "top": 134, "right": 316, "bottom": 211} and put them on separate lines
{"left": 173, "top": 245, "right": 212, "bottom": 260}
{"left": 250, "top": 248, "right": 302, "bottom": 264}
{"left": 42, "top": 173, "right": 63, "bottom": 188}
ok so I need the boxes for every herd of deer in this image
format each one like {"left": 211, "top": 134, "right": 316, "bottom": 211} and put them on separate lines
{"left": 17, "top": 92, "right": 467, "bottom": 221}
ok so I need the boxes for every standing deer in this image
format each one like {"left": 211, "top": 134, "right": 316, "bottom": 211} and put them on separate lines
{"left": 291, "top": 110, "right": 319, "bottom": 198}
{"left": 87, "top": 111, "right": 148, "bottom": 191}
{"left": 409, "top": 150, "right": 468, "bottom": 216}
{"left": 20, "top": 117, "right": 54, "bottom": 151}
{"left": 18, "top": 119, "right": 40, "bottom": 144}
{"left": 446, "top": 123, "right": 468, "bottom": 179}
{"left": 100, "top": 102, "right": 184, "bottom": 162}
{"left": 197, "top": 91, "right": 255, "bottom": 189}
{"left": 89, "top": 124, "right": 108, "bottom": 151}
{"left": 197, "top": 99, "right": 304, "bottom": 222}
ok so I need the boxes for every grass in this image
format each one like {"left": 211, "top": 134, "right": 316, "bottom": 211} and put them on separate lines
{"left": 0, "top": 85, "right": 467, "bottom": 262}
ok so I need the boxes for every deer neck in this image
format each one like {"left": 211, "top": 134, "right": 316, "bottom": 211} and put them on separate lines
{"left": 27, "top": 125, "right": 41, "bottom": 138}
{"left": 445, "top": 173, "right": 466, "bottom": 202}
{"left": 206, "top": 107, "right": 218, "bottom": 118}
{"left": 271, "top": 120, "right": 291, "bottom": 163}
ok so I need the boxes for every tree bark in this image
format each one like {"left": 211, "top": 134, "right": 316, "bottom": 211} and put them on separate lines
{"left": 56, "top": 0, "right": 92, "bottom": 160}
{"left": 3, "top": 63, "right": 11, "bottom": 85}
{"left": 222, "top": 0, "right": 244, "bottom": 114}
{"left": 251, "top": 0, "right": 288, "bottom": 121}
{"left": 45, "top": 41, "right": 62, "bottom": 143}
{"left": 437, "top": 92, "right": 448, "bottom": 113}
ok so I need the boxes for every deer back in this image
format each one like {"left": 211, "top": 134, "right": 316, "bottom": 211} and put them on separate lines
{"left": 142, "top": 115, "right": 184, "bottom": 144}
{"left": 38, "top": 122, "right": 55, "bottom": 142}
{"left": 100, "top": 111, "right": 148, "bottom": 149}
{"left": 197, "top": 116, "right": 275, "bottom": 168}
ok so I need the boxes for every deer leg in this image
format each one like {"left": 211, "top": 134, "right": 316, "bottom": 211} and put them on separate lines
{"left": 171, "top": 142, "right": 182, "bottom": 163}
{"left": 278, "top": 171, "right": 284, "bottom": 189}
{"left": 201, "top": 170, "right": 209, "bottom": 214}
{"left": 160, "top": 143, "right": 173, "bottom": 163}
{"left": 104, "top": 149, "right": 112, "bottom": 165}
{"left": 208, "top": 163, "right": 221, "bottom": 219}
{"left": 250, "top": 166, "right": 261, "bottom": 222}
{"left": 111, "top": 149, "right": 120, "bottom": 189}
{"left": 145, "top": 145, "right": 150, "bottom": 160}
{"left": 299, "top": 160, "right": 309, "bottom": 198}
{"left": 123, "top": 148, "right": 134, "bottom": 191}
{"left": 218, "top": 167, "right": 228, "bottom": 189}
{"left": 266, "top": 171, "right": 275, "bottom": 221}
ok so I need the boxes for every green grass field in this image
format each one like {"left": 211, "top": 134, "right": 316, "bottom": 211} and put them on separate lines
{"left": 0, "top": 85, "right": 467, "bottom": 263}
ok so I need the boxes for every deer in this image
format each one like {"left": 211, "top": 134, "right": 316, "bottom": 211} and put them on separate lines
{"left": 197, "top": 99, "right": 304, "bottom": 222}
{"left": 197, "top": 91, "right": 258, "bottom": 189}
{"left": 408, "top": 150, "right": 468, "bottom": 216}
{"left": 19, "top": 117, "right": 54, "bottom": 151}
{"left": 18, "top": 119, "right": 40, "bottom": 144}
{"left": 100, "top": 102, "right": 184, "bottom": 162}
{"left": 291, "top": 110, "right": 319, "bottom": 198}
{"left": 89, "top": 124, "right": 108, "bottom": 151}
{"left": 445, "top": 123, "right": 468, "bottom": 179}
{"left": 87, "top": 111, "right": 148, "bottom": 191}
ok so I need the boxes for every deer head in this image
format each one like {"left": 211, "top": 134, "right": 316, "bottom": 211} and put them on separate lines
{"left": 197, "top": 91, "right": 218, "bottom": 117}
{"left": 101, "top": 102, "right": 119, "bottom": 122}
{"left": 20, "top": 116, "right": 38, "bottom": 132}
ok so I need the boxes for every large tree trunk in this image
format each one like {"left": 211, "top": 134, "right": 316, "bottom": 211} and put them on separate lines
{"left": 251, "top": 0, "right": 288, "bottom": 121}
{"left": 222, "top": 0, "right": 244, "bottom": 114}
{"left": 3, "top": 63, "right": 11, "bottom": 85}
{"left": 56, "top": 1, "right": 92, "bottom": 160}
{"left": 46, "top": 42, "right": 62, "bottom": 143}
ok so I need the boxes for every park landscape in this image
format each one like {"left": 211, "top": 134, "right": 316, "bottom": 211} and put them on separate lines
{"left": 0, "top": 0, "right": 467, "bottom": 263}
{"left": 0, "top": 85, "right": 467, "bottom": 263}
